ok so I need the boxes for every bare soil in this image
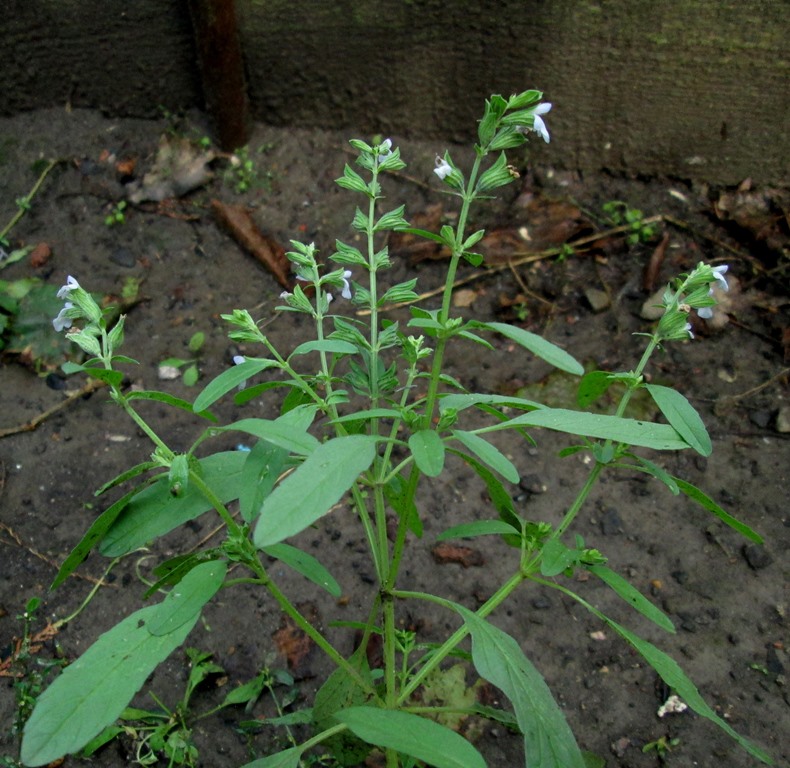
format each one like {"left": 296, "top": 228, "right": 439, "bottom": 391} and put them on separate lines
{"left": 0, "top": 108, "right": 788, "bottom": 768}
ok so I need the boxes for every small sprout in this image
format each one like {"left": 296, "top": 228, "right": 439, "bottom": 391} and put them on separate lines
{"left": 104, "top": 200, "right": 127, "bottom": 227}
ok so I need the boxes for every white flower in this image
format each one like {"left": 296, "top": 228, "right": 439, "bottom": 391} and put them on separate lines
{"left": 52, "top": 302, "right": 74, "bottom": 332}
{"left": 684, "top": 322, "right": 694, "bottom": 339}
{"left": 56, "top": 275, "right": 80, "bottom": 300}
{"left": 326, "top": 292, "right": 334, "bottom": 304}
{"left": 711, "top": 264, "right": 729, "bottom": 292}
{"left": 697, "top": 306, "right": 714, "bottom": 320}
{"left": 232, "top": 355, "right": 245, "bottom": 365}
{"left": 279, "top": 291, "right": 291, "bottom": 299}
{"left": 378, "top": 139, "right": 393, "bottom": 158}
{"left": 528, "top": 103, "right": 552, "bottom": 143}
{"left": 434, "top": 155, "right": 453, "bottom": 180}
{"left": 340, "top": 270, "right": 353, "bottom": 300}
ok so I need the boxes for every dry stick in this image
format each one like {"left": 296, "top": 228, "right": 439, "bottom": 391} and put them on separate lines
{"left": 359, "top": 213, "right": 762, "bottom": 317}
{"left": 0, "top": 378, "right": 107, "bottom": 439}
{"left": 0, "top": 522, "right": 113, "bottom": 587}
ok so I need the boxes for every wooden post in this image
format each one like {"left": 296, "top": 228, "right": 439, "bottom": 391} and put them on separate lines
{"left": 187, "top": 0, "right": 250, "bottom": 151}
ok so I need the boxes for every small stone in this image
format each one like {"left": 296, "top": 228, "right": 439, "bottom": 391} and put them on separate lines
{"left": 599, "top": 507, "right": 623, "bottom": 535}
{"left": 776, "top": 405, "right": 790, "bottom": 433}
{"left": 742, "top": 544, "right": 774, "bottom": 570}
{"left": 110, "top": 246, "right": 136, "bottom": 268}
{"left": 519, "top": 474, "right": 547, "bottom": 495}
{"left": 158, "top": 364, "right": 181, "bottom": 380}
{"left": 748, "top": 409, "right": 773, "bottom": 429}
{"left": 640, "top": 287, "right": 666, "bottom": 320}
{"left": 584, "top": 287, "right": 610, "bottom": 313}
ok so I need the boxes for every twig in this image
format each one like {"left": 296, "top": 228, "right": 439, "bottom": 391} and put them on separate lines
{"left": 0, "top": 522, "right": 113, "bottom": 587}
{"left": 0, "top": 377, "right": 107, "bottom": 439}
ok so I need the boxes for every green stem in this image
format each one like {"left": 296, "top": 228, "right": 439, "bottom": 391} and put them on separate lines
{"left": 0, "top": 158, "right": 61, "bottom": 242}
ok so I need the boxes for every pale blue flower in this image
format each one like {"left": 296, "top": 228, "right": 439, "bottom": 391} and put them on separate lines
{"left": 434, "top": 155, "right": 453, "bottom": 180}
{"left": 378, "top": 139, "right": 393, "bottom": 158}
{"left": 56, "top": 275, "right": 80, "bottom": 300}
{"left": 530, "top": 103, "right": 552, "bottom": 143}
{"left": 684, "top": 322, "right": 694, "bottom": 339}
{"left": 697, "top": 306, "right": 714, "bottom": 320}
{"left": 52, "top": 302, "right": 74, "bottom": 332}
{"left": 340, "top": 270, "right": 352, "bottom": 300}
{"left": 711, "top": 264, "right": 729, "bottom": 292}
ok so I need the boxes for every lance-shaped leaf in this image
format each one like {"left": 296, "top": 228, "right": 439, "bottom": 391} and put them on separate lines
{"left": 487, "top": 408, "right": 689, "bottom": 451}
{"left": 262, "top": 543, "right": 341, "bottom": 597}
{"left": 222, "top": 417, "right": 320, "bottom": 455}
{"left": 254, "top": 436, "right": 376, "bottom": 547}
{"left": 474, "top": 321, "right": 584, "bottom": 375}
{"left": 453, "top": 605, "right": 586, "bottom": 768}
{"left": 452, "top": 429, "right": 519, "bottom": 483}
{"left": 193, "top": 358, "right": 279, "bottom": 412}
{"left": 336, "top": 707, "right": 486, "bottom": 768}
{"left": 645, "top": 383, "right": 712, "bottom": 456}
{"left": 147, "top": 560, "right": 227, "bottom": 636}
{"left": 20, "top": 604, "right": 198, "bottom": 767}
{"left": 409, "top": 429, "right": 445, "bottom": 477}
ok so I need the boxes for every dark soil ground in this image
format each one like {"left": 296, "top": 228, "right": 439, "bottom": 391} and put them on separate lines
{"left": 0, "top": 108, "right": 788, "bottom": 768}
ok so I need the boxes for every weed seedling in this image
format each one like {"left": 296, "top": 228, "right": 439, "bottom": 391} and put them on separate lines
{"left": 158, "top": 331, "right": 205, "bottom": 386}
{"left": 602, "top": 199, "right": 658, "bottom": 244}
{"left": 104, "top": 200, "right": 127, "bottom": 227}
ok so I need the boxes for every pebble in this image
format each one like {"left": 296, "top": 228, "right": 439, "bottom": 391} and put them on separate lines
{"left": 776, "top": 405, "right": 790, "bottom": 433}
{"left": 110, "top": 246, "right": 136, "bottom": 268}
{"left": 742, "top": 543, "right": 774, "bottom": 570}
{"left": 749, "top": 409, "right": 773, "bottom": 429}
{"left": 584, "top": 287, "right": 610, "bottom": 313}
{"left": 599, "top": 506, "right": 623, "bottom": 535}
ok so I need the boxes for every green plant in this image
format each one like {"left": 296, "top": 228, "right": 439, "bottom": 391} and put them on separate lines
{"left": 602, "top": 199, "right": 658, "bottom": 244}
{"left": 643, "top": 734, "right": 681, "bottom": 761}
{"left": 159, "top": 331, "right": 205, "bottom": 387}
{"left": 104, "top": 200, "right": 127, "bottom": 227}
{"left": 223, "top": 144, "right": 272, "bottom": 194}
{"left": 21, "top": 92, "right": 772, "bottom": 768}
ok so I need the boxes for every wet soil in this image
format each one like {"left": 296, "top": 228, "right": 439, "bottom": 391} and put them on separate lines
{"left": 0, "top": 108, "right": 788, "bottom": 768}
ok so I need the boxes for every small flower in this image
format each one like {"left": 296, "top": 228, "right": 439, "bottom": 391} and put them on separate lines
{"left": 711, "top": 264, "right": 729, "bottom": 292}
{"left": 697, "top": 306, "right": 714, "bottom": 320}
{"left": 434, "top": 155, "right": 453, "bottom": 180}
{"left": 377, "top": 139, "right": 393, "bottom": 158}
{"left": 52, "top": 302, "right": 74, "bottom": 332}
{"left": 279, "top": 290, "right": 291, "bottom": 299}
{"left": 232, "top": 355, "right": 245, "bottom": 365}
{"left": 56, "top": 275, "right": 80, "bottom": 300}
{"left": 340, "top": 270, "right": 352, "bottom": 300}
{"left": 684, "top": 322, "right": 694, "bottom": 339}
{"left": 529, "top": 102, "right": 552, "bottom": 143}
{"left": 326, "top": 292, "right": 334, "bottom": 304}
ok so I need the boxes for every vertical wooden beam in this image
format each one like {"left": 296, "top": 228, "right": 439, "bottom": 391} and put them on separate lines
{"left": 187, "top": 0, "right": 250, "bottom": 151}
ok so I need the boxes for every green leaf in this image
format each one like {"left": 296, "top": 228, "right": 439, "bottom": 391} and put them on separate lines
{"left": 453, "top": 605, "right": 586, "bottom": 768}
{"left": 99, "top": 451, "right": 247, "bottom": 557}
{"left": 566, "top": 592, "right": 772, "bottom": 765}
{"left": 126, "top": 390, "right": 216, "bottom": 420}
{"left": 222, "top": 417, "right": 320, "bottom": 455}
{"left": 476, "top": 321, "right": 584, "bottom": 375}
{"left": 673, "top": 477, "right": 763, "bottom": 543}
{"left": 439, "top": 392, "right": 542, "bottom": 414}
{"left": 20, "top": 605, "right": 198, "bottom": 767}
{"left": 238, "top": 747, "right": 302, "bottom": 768}
{"left": 437, "top": 520, "right": 519, "bottom": 541}
{"left": 330, "top": 408, "right": 401, "bottom": 425}
{"left": 254, "top": 436, "right": 376, "bottom": 547}
{"left": 490, "top": 408, "right": 689, "bottom": 451}
{"left": 588, "top": 565, "right": 675, "bottom": 633}
{"left": 645, "top": 384, "right": 711, "bottom": 456}
{"left": 289, "top": 339, "right": 358, "bottom": 358}
{"left": 262, "top": 543, "right": 341, "bottom": 597}
{"left": 408, "top": 429, "right": 445, "bottom": 477}
{"left": 336, "top": 707, "right": 486, "bottom": 768}
{"left": 452, "top": 429, "right": 519, "bottom": 483}
{"left": 239, "top": 440, "right": 290, "bottom": 522}
{"left": 576, "top": 371, "right": 614, "bottom": 408}
{"left": 93, "top": 460, "right": 159, "bottom": 497}
{"left": 624, "top": 455, "right": 679, "bottom": 494}
{"left": 147, "top": 560, "right": 227, "bottom": 636}
{"left": 222, "top": 672, "right": 268, "bottom": 708}
{"left": 52, "top": 483, "right": 154, "bottom": 588}
{"left": 540, "top": 538, "right": 580, "bottom": 577}
{"left": 193, "top": 359, "right": 279, "bottom": 412}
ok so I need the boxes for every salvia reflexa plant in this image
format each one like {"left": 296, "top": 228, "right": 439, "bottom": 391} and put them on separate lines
{"left": 21, "top": 91, "right": 772, "bottom": 767}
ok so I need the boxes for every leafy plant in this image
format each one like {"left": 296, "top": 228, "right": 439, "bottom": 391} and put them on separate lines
{"left": 104, "top": 200, "right": 127, "bottom": 227}
{"left": 159, "top": 331, "right": 206, "bottom": 387}
{"left": 602, "top": 199, "right": 658, "bottom": 244}
{"left": 20, "top": 93, "right": 772, "bottom": 768}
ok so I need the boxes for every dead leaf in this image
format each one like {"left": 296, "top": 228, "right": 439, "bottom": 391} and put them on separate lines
{"left": 29, "top": 242, "right": 52, "bottom": 268}
{"left": 431, "top": 542, "right": 484, "bottom": 568}
{"left": 211, "top": 199, "right": 292, "bottom": 289}
{"left": 273, "top": 601, "right": 319, "bottom": 677}
{"left": 388, "top": 203, "right": 450, "bottom": 263}
{"left": 127, "top": 135, "right": 214, "bottom": 203}
{"left": 452, "top": 288, "right": 479, "bottom": 308}
{"left": 643, "top": 232, "right": 670, "bottom": 292}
